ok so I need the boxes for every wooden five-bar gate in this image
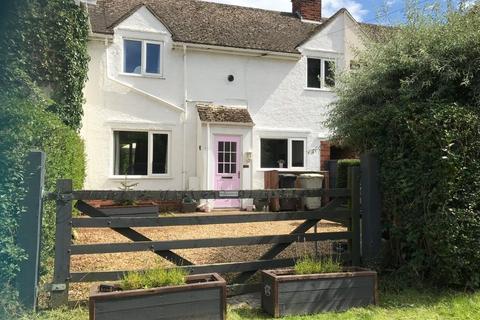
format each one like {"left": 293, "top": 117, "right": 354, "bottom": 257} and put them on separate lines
{"left": 42, "top": 155, "right": 380, "bottom": 308}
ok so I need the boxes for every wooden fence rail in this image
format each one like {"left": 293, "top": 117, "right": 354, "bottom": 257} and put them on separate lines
{"left": 44, "top": 166, "right": 375, "bottom": 308}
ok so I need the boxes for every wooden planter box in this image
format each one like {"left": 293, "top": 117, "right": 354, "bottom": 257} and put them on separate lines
{"left": 99, "top": 204, "right": 159, "bottom": 217}
{"left": 89, "top": 273, "right": 226, "bottom": 320}
{"left": 261, "top": 268, "right": 378, "bottom": 317}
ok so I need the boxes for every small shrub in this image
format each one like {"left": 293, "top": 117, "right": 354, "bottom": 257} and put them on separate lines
{"left": 294, "top": 256, "right": 342, "bottom": 275}
{"left": 336, "top": 159, "right": 360, "bottom": 188}
{"left": 120, "top": 268, "right": 188, "bottom": 290}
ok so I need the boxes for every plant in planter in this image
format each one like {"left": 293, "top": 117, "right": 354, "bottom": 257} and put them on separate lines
{"left": 277, "top": 159, "right": 285, "bottom": 168}
{"left": 181, "top": 196, "right": 198, "bottom": 213}
{"left": 261, "top": 256, "right": 378, "bottom": 317}
{"left": 98, "top": 175, "right": 158, "bottom": 217}
{"left": 90, "top": 267, "right": 227, "bottom": 320}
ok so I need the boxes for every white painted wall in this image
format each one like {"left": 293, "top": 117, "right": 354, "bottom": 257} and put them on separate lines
{"left": 81, "top": 6, "right": 364, "bottom": 192}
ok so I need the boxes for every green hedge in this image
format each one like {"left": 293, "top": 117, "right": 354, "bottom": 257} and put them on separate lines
{"left": 328, "top": 8, "right": 480, "bottom": 288}
{"left": 336, "top": 159, "right": 360, "bottom": 188}
{"left": 0, "top": 95, "right": 85, "bottom": 289}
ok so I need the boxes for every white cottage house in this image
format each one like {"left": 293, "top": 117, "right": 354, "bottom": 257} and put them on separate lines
{"left": 81, "top": 0, "right": 380, "bottom": 208}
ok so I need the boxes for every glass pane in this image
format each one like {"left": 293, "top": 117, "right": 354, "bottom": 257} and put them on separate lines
{"left": 218, "top": 152, "right": 224, "bottom": 163}
{"left": 146, "top": 43, "right": 161, "bottom": 74}
{"left": 219, "top": 142, "right": 224, "bottom": 152}
{"left": 114, "top": 131, "right": 148, "bottom": 175}
{"left": 124, "top": 40, "right": 142, "bottom": 74}
{"left": 231, "top": 152, "right": 236, "bottom": 163}
{"left": 325, "top": 60, "right": 336, "bottom": 87}
{"left": 231, "top": 142, "right": 237, "bottom": 152}
{"left": 152, "top": 134, "right": 168, "bottom": 174}
{"left": 224, "top": 164, "right": 230, "bottom": 173}
{"left": 218, "top": 164, "right": 224, "bottom": 174}
{"left": 231, "top": 164, "right": 236, "bottom": 173}
{"left": 224, "top": 152, "right": 230, "bottom": 163}
{"left": 261, "top": 139, "right": 288, "bottom": 168}
{"left": 225, "top": 142, "right": 231, "bottom": 152}
{"left": 292, "top": 140, "right": 305, "bottom": 167}
{"left": 307, "top": 58, "right": 321, "bottom": 88}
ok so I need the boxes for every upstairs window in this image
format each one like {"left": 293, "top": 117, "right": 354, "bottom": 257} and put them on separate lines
{"left": 307, "top": 58, "right": 335, "bottom": 89}
{"left": 123, "top": 39, "right": 163, "bottom": 76}
{"left": 124, "top": 40, "right": 142, "bottom": 74}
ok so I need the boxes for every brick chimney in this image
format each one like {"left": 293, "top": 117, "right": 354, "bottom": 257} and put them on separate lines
{"left": 292, "top": 0, "right": 322, "bottom": 22}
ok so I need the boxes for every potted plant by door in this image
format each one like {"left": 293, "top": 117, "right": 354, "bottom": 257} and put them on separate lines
{"left": 98, "top": 175, "right": 158, "bottom": 217}
{"left": 90, "top": 268, "right": 227, "bottom": 320}
{"left": 181, "top": 196, "right": 198, "bottom": 213}
{"left": 261, "top": 256, "right": 378, "bottom": 317}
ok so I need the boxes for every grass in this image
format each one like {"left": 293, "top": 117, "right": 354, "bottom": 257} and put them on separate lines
{"left": 120, "top": 267, "right": 188, "bottom": 290}
{"left": 26, "top": 288, "right": 480, "bottom": 320}
{"left": 294, "top": 256, "right": 342, "bottom": 275}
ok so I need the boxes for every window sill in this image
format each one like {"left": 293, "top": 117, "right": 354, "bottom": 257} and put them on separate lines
{"left": 119, "top": 72, "right": 165, "bottom": 79}
{"left": 304, "top": 87, "right": 334, "bottom": 92}
{"left": 109, "top": 175, "right": 173, "bottom": 180}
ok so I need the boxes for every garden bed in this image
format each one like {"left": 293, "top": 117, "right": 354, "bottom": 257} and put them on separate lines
{"left": 89, "top": 273, "right": 226, "bottom": 320}
{"left": 261, "top": 267, "right": 378, "bottom": 317}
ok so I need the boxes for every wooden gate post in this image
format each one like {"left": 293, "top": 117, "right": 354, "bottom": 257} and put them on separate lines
{"left": 360, "top": 153, "right": 382, "bottom": 267}
{"left": 16, "top": 151, "right": 46, "bottom": 311}
{"left": 51, "top": 179, "right": 73, "bottom": 308}
{"left": 349, "top": 167, "right": 361, "bottom": 266}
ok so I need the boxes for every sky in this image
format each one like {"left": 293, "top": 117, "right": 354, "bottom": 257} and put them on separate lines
{"left": 201, "top": 0, "right": 469, "bottom": 24}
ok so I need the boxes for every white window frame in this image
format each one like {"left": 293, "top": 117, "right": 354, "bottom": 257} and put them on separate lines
{"left": 259, "top": 137, "right": 307, "bottom": 171}
{"left": 306, "top": 57, "right": 336, "bottom": 90}
{"left": 122, "top": 38, "right": 165, "bottom": 78}
{"left": 111, "top": 129, "right": 171, "bottom": 179}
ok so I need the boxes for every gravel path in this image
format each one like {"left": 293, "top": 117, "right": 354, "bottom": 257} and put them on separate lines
{"left": 69, "top": 211, "right": 346, "bottom": 301}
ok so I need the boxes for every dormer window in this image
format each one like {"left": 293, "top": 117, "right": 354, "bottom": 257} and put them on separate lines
{"left": 307, "top": 58, "right": 335, "bottom": 89}
{"left": 123, "top": 39, "right": 163, "bottom": 76}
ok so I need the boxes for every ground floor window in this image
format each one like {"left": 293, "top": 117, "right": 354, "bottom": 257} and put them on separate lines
{"left": 260, "top": 138, "right": 306, "bottom": 169}
{"left": 114, "top": 130, "right": 169, "bottom": 176}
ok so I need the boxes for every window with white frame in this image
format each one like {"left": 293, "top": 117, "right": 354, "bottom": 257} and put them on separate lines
{"left": 307, "top": 58, "right": 335, "bottom": 89}
{"left": 123, "top": 39, "right": 163, "bottom": 76}
{"left": 113, "top": 131, "right": 169, "bottom": 176}
{"left": 260, "top": 138, "right": 305, "bottom": 169}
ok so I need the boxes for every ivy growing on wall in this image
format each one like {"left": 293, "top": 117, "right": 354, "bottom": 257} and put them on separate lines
{"left": 0, "top": 0, "right": 90, "bottom": 131}
{"left": 0, "top": 0, "right": 89, "bottom": 313}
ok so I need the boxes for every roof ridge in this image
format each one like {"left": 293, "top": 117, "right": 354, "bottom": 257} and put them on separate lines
{"left": 189, "top": 0, "right": 296, "bottom": 16}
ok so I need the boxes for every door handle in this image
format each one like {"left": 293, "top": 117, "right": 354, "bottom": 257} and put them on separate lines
{"left": 238, "top": 171, "right": 240, "bottom": 179}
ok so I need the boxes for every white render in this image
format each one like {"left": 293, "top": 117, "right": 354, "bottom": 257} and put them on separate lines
{"left": 81, "top": 6, "right": 366, "bottom": 201}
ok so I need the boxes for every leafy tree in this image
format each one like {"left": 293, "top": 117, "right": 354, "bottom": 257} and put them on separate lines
{"left": 328, "top": 4, "right": 480, "bottom": 288}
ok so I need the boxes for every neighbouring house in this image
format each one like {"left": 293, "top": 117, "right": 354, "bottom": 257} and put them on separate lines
{"left": 80, "top": 0, "right": 381, "bottom": 208}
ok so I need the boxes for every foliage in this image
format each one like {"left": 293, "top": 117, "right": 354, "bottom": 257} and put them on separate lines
{"left": 294, "top": 256, "right": 342, "bottom": 275}
{"left": 0, "top": 287, "right": 24, "bottom": 320}
{"left": 0, "top": 0, "right": 90, "bottom": 130}
{"left": 114, "top": 176, "right": 139, "bottom": 206}
{"left": 327, "top": 5, "right": 480, "bottom": 288}
{"left": 120, "top": 268, "right": 188, "bottom": 291}
{"left": 335, "top": 159, "right": 360, "bottom": 188}
{"left": 0, "top": 95, "right": 85, "bottom": 292}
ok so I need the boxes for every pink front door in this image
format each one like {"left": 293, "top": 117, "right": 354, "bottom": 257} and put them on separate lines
{"left": 214, "top": 135, "right": 242, "bottom": 208}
